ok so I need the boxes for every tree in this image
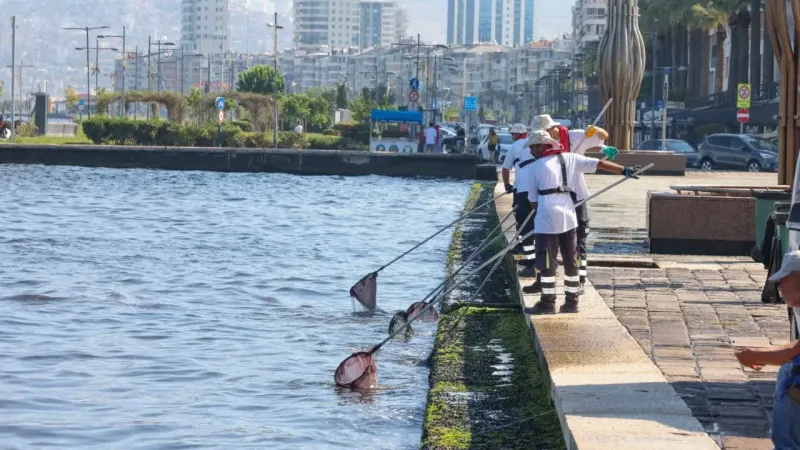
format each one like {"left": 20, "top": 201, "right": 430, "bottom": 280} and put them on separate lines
{"left": 691, "top": 2, "right": 731, "bottom": 93}
{"left": 280, "top": 93, "right": 332, "bottom": 131}
{"left": 237, "top": 65, "right": 285, "bottom": 96}
{"left": 336, "top": 83, "right": 348, "bottom": 109}
{"left": 65, "top": 85, "right": 79, "bottom": 112}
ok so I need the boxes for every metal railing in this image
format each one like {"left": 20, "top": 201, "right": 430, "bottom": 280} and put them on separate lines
{"left": 685, "top": 82, "right": 779, "bottom": 109}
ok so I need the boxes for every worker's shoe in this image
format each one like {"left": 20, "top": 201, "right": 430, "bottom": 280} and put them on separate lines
{"left": 518, "top": 265, "right": 537, "bottom": 278}
{"left": 522, "top": 278, "right": 542, "bottom": 294}
{"left": 510, "top": 244, "right": 525, "bottom": 255}
{"left": 560, "top": 298, "right": 580, "bottom": 314}
{"left": 526, "top": 299, "right": 556, "bottom": 315}
{"left": 579, "top": 283, "right": 586, "bottom": 295}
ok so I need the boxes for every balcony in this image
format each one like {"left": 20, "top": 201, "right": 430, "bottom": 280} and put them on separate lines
{"left": 685, "top": 81, "right": 779, "bottom": 110}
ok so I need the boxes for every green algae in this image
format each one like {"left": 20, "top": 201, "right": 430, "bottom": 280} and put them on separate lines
{"left": 421, "top": 185, "right": 565, "bottom": 450}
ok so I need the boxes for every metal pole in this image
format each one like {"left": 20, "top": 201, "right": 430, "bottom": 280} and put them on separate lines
{"left": 147, "top": 36, "right": 152, "bottom": 91}
{"left": 86, "top": 27, "right": 91, "bottom": 118}
{"left": 95, "top": 37, "right": 99, "bottom": 97}
{"left": 10, "top": 16, "right": 15, "bottom": 140}
{"left": 157, "top": 41, "right": 162, "bottom": 92}
{"left": 273, "top": 11, "right": 279, "bottom": 148}
{"left": 651, "top": 21, "right": 658, "bottom": 140}
{"left": 134, "top": 46, "right": 138, "bottom": 120}
{"left": 121, "top": 26, "right": 126, "bottom": 117}
{"left": 206, "top": 54, "right": 211, "bottom": 94}
{"left": 180, "top": 48, "right": 184, "bottom": 94}
{"left": 662, "top": 71, "right": 668, "bottom": 150}
{"left": 416, "top": 34, "right": 420, "bottom": 112}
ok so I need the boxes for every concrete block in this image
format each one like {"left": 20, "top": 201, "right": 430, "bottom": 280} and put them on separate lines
{"left": 566, "top": 414, "right": 719, "bottom": 450}
{"left": 584, "top": 150, "right": 687, "bottom": 176}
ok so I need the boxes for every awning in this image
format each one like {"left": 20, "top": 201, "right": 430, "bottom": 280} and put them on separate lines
{"left": 370, "top": 109, "right": 423, "bottom": 123}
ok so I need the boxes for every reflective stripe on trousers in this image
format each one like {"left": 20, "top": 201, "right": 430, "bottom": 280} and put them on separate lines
{"left": 535, "top": 230, "right": 580, "bottom": 303}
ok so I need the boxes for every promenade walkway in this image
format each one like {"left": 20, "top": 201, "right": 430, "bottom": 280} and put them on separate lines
{"left": 496, "top": 171, "right": 785, "bottom": 449}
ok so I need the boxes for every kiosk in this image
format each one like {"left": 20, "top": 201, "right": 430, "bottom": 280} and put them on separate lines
{"left": 369, "top": 109, "right": 422, "bottom": 153}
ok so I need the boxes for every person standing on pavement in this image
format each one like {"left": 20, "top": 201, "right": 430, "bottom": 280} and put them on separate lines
{"left": 736, "top": 250, "right": 800, "bottom": 449}
{"left": 294, "top": 120, "right": 304, "bottom": 134}
{"left": 424, "top": 123, "right": 437, "bottom": 153}
{"left": 532, "top": 114, "right": 609, "bottom": 292}
{"left": 523, "top": 130, "right": 640, "bottom": 314}
{"left": 501, "top": 123, "right": 536, "bottom": 277}
{"left": 418, "top": 126, "right": 426, "bottom": 153}
{"left": 488, "top": 128, "right": 499, "bottom": 163}
{"left": 435, "top": 124, "right": 444, "bottom": 153}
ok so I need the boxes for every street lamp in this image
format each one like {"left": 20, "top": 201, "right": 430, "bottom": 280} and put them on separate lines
{"left": 98, "top": 28, "right": 126, "bottom": 116}
{"left": 148, "top": 38, "right": 175, "bottom": 92}
{"left": 64, "top": 25, "right": 110, "bottom": 118}
{"left": 75, "top": 45, "right": 119, "bottom": 106}
{"left": 267, "top": 13, "right": 285, "bottom": 148}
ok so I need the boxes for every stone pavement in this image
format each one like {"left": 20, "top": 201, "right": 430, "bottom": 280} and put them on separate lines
{"left": 501, "top": 170, "right": 789, "bottom": 449}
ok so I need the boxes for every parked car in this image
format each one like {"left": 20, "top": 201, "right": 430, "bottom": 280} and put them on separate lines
{"left": 696, "top": 134, "right": 778, "bottom": 172}
{"left": 635, "top": 139, "right": 699, "bottom": 167}
{"left": 478, "top": 132, "right": 514, "bottom": 163}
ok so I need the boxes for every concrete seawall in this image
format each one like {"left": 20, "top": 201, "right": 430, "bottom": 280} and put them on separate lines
{"left": 0, "top": 145, "right": 493, "bottom": 180}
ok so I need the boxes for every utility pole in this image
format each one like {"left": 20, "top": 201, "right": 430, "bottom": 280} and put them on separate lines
{"left": 10, "top": 16, "right": 15, "bottom": 140}
{"left": 134, "top": 46, "right": 139, "bottom": 119}
{"left": 268, "top": 12, "right": 284, "bottom": 148}
{"left": 651, "top": 20, "right": 658, "bottom": 141}
{"left": 662, "top": 69, "right": 669, "bottom": 151}
{"left": 64, "top": 24, "right": 109, "bottom": 119}
{"left": 98, "top": 27, "right": 126, "bottom": 116}
{"left": 147, "top": 36, "right": 152, "bottom": 92}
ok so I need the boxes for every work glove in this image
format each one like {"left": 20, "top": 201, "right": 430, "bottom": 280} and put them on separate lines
{"left": 623, "top": 165, "right": 643, "bottom": 179}
{"left": 601, "top": 145, "right": 619, "bottom": 161}
{"left": 505, "top": 183, "right": 514, "bottom": 194}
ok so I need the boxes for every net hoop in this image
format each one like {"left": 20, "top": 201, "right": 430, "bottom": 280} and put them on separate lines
{"left": 406, "top": 302, "right": 439, "bottom": 322}
{"left": 334, "top": 351, "right": 377, "bottom": 389}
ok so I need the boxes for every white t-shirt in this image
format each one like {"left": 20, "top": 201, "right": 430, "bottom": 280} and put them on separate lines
{"left": 501, "top": 138, "right": 535, "bottom": 189}
{"left": 294, "top": 124, "right": 303, "bottom": 134}
{"left": 527, "top": 153, "right": 599, "bottom": 234}
{"left": 568, "top": 129, "right": 605, "bottom": 201}
{"left": 425, "top": 128, "right": 437, "bottom": 144}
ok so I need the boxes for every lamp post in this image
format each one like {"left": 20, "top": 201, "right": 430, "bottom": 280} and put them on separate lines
{"left": 98, "top": 27, "right": 125, "bottom": 115}
{"left": 75, "top": 44, "right": 119, "bottom": 113}
{"left": 267, "top": 12, "right": 285, "bottom": 148}
{"left": 64, "top": 24, "right": 110, "bottom": 118}
{"left": 149, "top": 39, "right": 175, "bottom": 92}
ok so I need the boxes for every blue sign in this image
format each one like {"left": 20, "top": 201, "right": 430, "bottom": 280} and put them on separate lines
{"left": 409, "top": 78, "right": 420, "bottom": 90}
{"left": 216, "top": 96, "right": 225, "bottom": 111}
{"left": 78, "top": 99, "right": 85, "bottom": 106}
{"left": 464, "top": 96, "right": 478, "bottom": 111}
{"left": 656, "top": 100, "right": 663, "bottom": 110}
{"left": 663, "top": 67, "right": 671, "bottom": 74}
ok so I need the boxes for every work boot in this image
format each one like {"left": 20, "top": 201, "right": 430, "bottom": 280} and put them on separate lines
{"left": 527, "top": 299, "right": 556, "bottom": 315}
{"left": 579, "top": 283, "right": 585, "bottom": 295}
{"left": 518, "top": 265, "right": 537, "bottom": 278}
{"left": 510, "top": 243, "right": 525, "bottom": 255}
{"left": 522, "top": 277, "right": 542, "bottom": 294}
{"left": 560, "top": 298, "right": 580, "bottom": 314}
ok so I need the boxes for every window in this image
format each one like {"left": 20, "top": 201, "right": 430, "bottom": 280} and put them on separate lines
{"left": 742, "top": 136, "right": 778, "bottom": 152}
{"left": 667, "top": 140, "right": 695, "bottom": 153}
{"left": 708, "top": 136, "right": 732, "bottom": 148}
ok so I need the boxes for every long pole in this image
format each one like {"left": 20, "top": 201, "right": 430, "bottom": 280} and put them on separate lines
{"left": 147, "top": 36, "right": 151, "bottom": 120}
{"left": 662, "top": 71, "right": 669, "bottom": 151}
{"left": 157, "top": 41, "right": 162, "bottom": 92}
{"left": 10, "top": 16, "right": 15, "bottom": 140}
{"left": 416, "top": 34, "right": 420, "bottom": 112}
{"left": 206, "top": 54, "right": 211, "bottom": 94}
{"left": 121, "top": 26, "right": 126, "bottom": 117}
{"left": 273, "top": 11, "right": 279, "bottom": 148}
{"left": 180, "top": 48, "right": 184, "bottom": 94}
{"left": 86, "top": 28, "right": 91, "bottom": 118}
{"left": 95, "top": 37, "right": 99, "bottom": 97}
{"left": 134, "top": 46, "right": 138, "bottom": 119}
{"left": 651, "top": 21, "right": 658, "bottom": 140}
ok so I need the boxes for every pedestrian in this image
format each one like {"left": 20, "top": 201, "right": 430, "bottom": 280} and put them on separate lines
{"left": 532, "top": 114, "right": 609, "bottom": 292}
{"left": 456, "top": 126, "right": 466, "bottom": 153}
{"left": 522, "top": 130, "right": 640, "bottom": 314}
{"left": 424, "top": 122, "right": 437, "bottom": 153}
{"left": 501, "top": 123, "right": 536, "bottom": 277}
{"left": 294, "top": 120, "right": 304, "bottom": 134}
{"left": 488, "top": 127, "right": 499, "bottom": 163}
{"left": 435, "top": 123, "right": 444, "bottom": 153}
{"left": 418, "top": 126, "right": 426, "bottom": 153}
{"left": 736, "top": 250, "right": 800, "bottom": 449}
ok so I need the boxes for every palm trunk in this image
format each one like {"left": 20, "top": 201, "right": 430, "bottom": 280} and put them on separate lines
{"left": 738, "top": 9, "right": 752, "bottom": 85}
{"left": 750, "top": 0, "right": 762, "bottom": 88}
{"left": 688, "top": 27, "right": 703, "bottom": 99}
{"left": 715, "top": 25, "right": 727, "bottom": 93}
{"left": 728, "top": 15, "right": 739, "bottom": 91}
{"left": 700, "top": 31, "right": 711, "bottom": 95}
{"left": 763, "top": 10, "right": 775, "bottom": 83}
{"left": 672, "top": 25, "right": 680, "bottom": 96}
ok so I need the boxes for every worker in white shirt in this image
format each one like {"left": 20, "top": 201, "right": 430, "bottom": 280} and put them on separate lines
{"left": 523, "top": 130, "right": 640, "bottom": 314}
{"left": 424, "top": 123, "right": 438, "bottom": 153}
{"left": 532, "top": 114, "right": 608, "bottom": 292}
{"left": 501, "top": 123, "right": 537, "bottom": 277}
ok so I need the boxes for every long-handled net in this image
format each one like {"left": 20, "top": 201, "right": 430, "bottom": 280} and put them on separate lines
{"left": 335, "top": 163, "right": 656, "bottom": 389}
{"left": 349, "top": 192, "right": 510, "bottom": 311}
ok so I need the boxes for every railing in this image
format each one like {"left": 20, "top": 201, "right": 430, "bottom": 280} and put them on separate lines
{"left": 685, "top": 82, "right": 779, "bottom": 109}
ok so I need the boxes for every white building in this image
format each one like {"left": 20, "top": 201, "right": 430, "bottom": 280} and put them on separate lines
{"left": 359, "top": 1, "right": 408, "bottom": 50}
{"left": 447, "top": 0, "right": 535, "bottom": 47}
{"left": 181, "top": 0, "right": 231, "bottom": 55}
{"left": 571, "top": 0, "right": 606, "bottom": 50}
{"left": 293, "top": 0, "right": 361, "bottom": 50}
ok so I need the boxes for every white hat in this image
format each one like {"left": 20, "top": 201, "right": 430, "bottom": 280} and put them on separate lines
{"left": 526, "top": 130, "right": 562, "bottom": 148}
{"left": 531, "top": 114, "right": 560, "bottom": 132}
{"left": 509, "top": 123, "right": 527, "bottom": 134}
{"left": 769, "top": 250, "right": 800, "bottom": 282}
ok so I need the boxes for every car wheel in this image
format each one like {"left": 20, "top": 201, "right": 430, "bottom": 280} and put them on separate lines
{"left": 747, "top": 161, "right": 762, "bottom": 172}
{"left": 700, "top": 158, "right": 714, "bottom": 171}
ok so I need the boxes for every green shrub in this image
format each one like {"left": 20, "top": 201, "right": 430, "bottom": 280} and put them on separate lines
{"left": 220, "top": 124, "right": 247, "bottom": 147}
{"left": 106, "top": 117, "right": 137, "bottom": 145}
{"left": 155, "top": 121, "right": 187, "bottom": 146}
{"left": 232, "top": 119, "right": 254, "bottom": 132}
{"left": 183, "top": 125, "right": 215, "bottom": 147}
{"left": 278, "top": 131, "right": 308, "bottom": 148}
{"left": 82, "top": 117, "right": 109, "bottom": 144}
{"left": 333, "top": 122, "right": 369, "bottom": 139}
{"left": 321, "top": 128, "right": 340, "bottom": 136}
{"left": 244, "top": 132, "right": 273, "bottom": 148}
{"left": 306, "top": 134, "right": 342, "bottom": 149}
{"left": 133, "top": 120, "right": 160, "bottom": 146}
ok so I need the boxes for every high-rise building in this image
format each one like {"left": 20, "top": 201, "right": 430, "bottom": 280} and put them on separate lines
{"left": 294, "top": 0, "right": 361, "bottom": 49}
{"left": 359, "top": 1, "right": 408, "bottom": 50}
{"left": 447, "top": 0, "right": 533, "bottom": 47}
{"left": 181, "top": 0, "right": 231, "bottom": 54}
{"left": 571, "top": 0, "right": 607, "bottom": 50}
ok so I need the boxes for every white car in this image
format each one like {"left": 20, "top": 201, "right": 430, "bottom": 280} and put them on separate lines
{"left": 478, "top": 132, "right": 514, "bottom": 163}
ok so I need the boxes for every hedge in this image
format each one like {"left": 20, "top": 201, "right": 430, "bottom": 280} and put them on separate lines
{"left": 81, "top": 117, "right": 368, "bottom": 150}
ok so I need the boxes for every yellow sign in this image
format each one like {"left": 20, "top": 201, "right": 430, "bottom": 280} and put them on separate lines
{"left": 218, "top": 111, "right": 225, "bottom": 124}
{"left": 737, "top": 83, "right": 751, "bottom": 109}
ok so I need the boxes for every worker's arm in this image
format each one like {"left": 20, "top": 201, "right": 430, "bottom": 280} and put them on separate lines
{"left": 736, "top": 341, "right": 800, "bottom": 369}
{"left": 501, "top": 147, "right": 516, "bottom": 193}
{"left": 595, "top": 127, "right": 609, "bottom": 141}
{"left": 502, "top": 168, "right": 511, "bottom": 186}
{"left": 596, "top": 159, "right": 642, "bottom": 178}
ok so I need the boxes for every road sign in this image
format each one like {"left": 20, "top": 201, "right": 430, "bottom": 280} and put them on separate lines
{"left": 216, "top": 96, "right": 225, "bottom": 111}
{"left": 409, "top": 78, "right": 420, "bottom": 90}
{"left": 737, "top": 108, "right": 750, "bottom": 124}
{"left": 78, "top": 99, "right": 85, "bottom": 106}
{"left": 737, "top": 83, "right": 751, "bottom": 108}
{"left": 218, "top": 110, "right": 225, "bottom": 124}
{"left": 656, "top": 100, "right": 663, "bottom": 110}
{"left": 78, "top": 104, "right": 84, "bottom": 111}
{"left": 666, "top": 101, "right": 685, "bottom": 109}
{"left": 464, "top": 96, "right": 478, "bottom": 111}
{"left": 408, "top": 89, "right": 419, "bottom": 102}
{"left": 663, "top": 67, "right": 671, "bottom": 74}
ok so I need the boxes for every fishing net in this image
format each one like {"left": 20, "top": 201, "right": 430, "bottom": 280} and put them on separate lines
{"left": 406, "top": 302, "right": 439, "bottom": 322}
{"left": 334, "top": 351, "right": 377, "bottom": 389}
{"left": 388, "top": 311, "right": 410, "bottom": 335}
{"left": 350, "top": 272, "right": 378, "bottom": 310}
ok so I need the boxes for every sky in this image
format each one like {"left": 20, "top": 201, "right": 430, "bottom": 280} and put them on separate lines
{"left": 403, "top": 0, "right": 574, "bottom": 44}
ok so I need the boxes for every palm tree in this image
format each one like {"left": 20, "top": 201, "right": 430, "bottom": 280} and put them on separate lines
{"left": 749, "top": 0, "right": 762, "bottom": 88}
{"left": 691, "top": 2, "right": 731, "bottom": 93}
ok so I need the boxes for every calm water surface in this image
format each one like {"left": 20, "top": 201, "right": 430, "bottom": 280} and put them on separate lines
{"left": 0, "top": 165, "right": 471, "bottom": 449}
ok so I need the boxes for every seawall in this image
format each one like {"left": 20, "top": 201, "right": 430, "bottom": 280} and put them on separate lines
{"left": 0, "top": 145, "right": 496, "bottom": 180}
